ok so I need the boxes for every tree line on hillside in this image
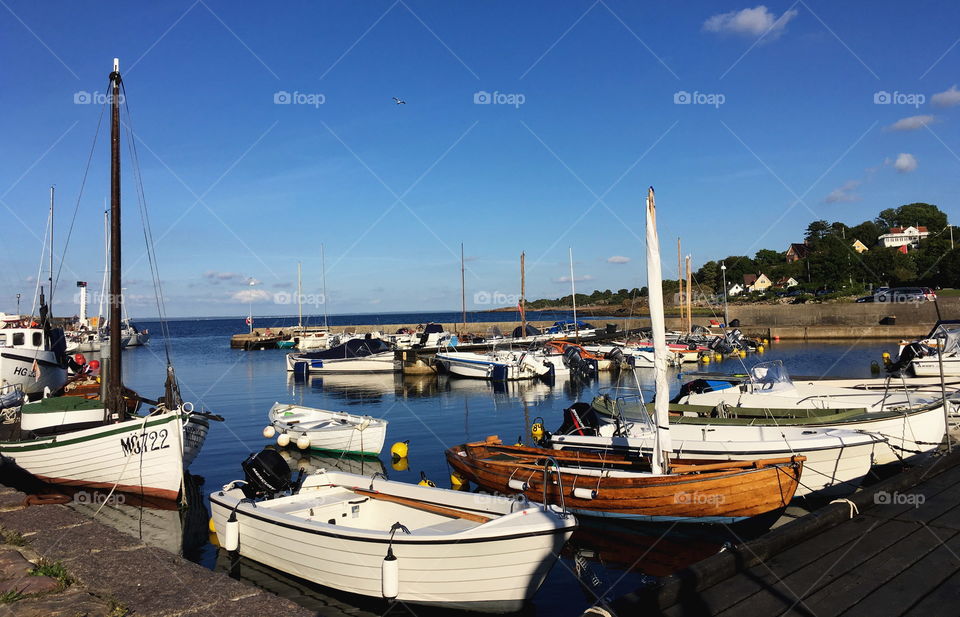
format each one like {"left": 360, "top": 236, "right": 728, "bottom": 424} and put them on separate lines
{"left": 523, "top": 203, "right": 958, "bottom": 309}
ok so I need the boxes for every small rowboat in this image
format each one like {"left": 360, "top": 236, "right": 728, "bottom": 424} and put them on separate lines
{"left": 446, "top": 438, "right": 804, "bottom": 524}
{"left": 210, "top": 453, "right": 576, "bottom": 613}
{"left": 265, "top": 402, "right": 387, "bottom": 456}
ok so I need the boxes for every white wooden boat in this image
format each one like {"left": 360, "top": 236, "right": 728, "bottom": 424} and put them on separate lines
{"left": 209, "top": 466, "right": 575, "bottom": 612}
{"left": 266, "top": 402, "right": 387, "bottom": 455}
{"left": 549, "top": 399, "right": 883, "bottom": 497}
{"left": 287, "top": 338, "right": 396, "bottom": 374}
{"left": 435, "top": 350, "right": 555, "bottom": 381}
{"left": 893, "top": 321, "right": 960, "bottom": 377}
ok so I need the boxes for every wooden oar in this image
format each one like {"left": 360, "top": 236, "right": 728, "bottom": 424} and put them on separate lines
{"left": 350, "top": 488, "right": 492, "bottom": 524}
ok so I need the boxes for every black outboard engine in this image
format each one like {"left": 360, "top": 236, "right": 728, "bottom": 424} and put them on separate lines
{"left": 887, "top": 342, "right": 929, "bottom": 374}
{"left": 605, "top": 347, "right": 624, "bottom": 363}
{"left": 240, "top": 449, "right": 292, "bottom": 499}
{"left": 556, "top": 402, "right": 602, "bottom": 436}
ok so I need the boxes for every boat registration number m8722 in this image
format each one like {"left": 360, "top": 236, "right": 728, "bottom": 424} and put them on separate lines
{"left": 120, "top": 429, "right": 170, "bottom": 456}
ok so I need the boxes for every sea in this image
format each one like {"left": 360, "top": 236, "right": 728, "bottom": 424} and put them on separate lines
{"left": 67, "top": 312, "right": 897, "bottom": 616}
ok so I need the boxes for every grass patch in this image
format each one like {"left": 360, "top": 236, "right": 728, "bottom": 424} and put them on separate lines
{"left": 936, "top": 288, "right": 960, "bottom": 297}
{"left": 0, "top": 590, "right": 24, "bottom": 604}
{"left": 29, "top": 559, "right": 74, "bottom": 587}
{"left": 107, "top": 598, "right": 130, "bottom": 617}
{"left": 0, "top": 527, "right": 26, "bottom": 546}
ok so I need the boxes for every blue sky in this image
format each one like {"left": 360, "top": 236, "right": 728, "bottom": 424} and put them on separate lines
{"left": 1, "top": 1, "right": 958, "bottom": 317}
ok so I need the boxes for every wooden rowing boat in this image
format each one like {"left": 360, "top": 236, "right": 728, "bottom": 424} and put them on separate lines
{"left": 445, "top": 438, "right": 804, "bottom": 523}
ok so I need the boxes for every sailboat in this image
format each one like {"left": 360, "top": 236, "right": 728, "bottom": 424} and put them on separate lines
{"left": 0, "top": 59, "right": 209, "bottom": 500}
{"left": 446, "top": 188, "right": 805, "bottom": 523}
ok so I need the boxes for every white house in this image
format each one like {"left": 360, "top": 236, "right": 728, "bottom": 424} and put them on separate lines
{"left": 777, "top": 277, "right": 799, "bottom": 288}
{"left": 878, "top": 226, "right": 930, "bottom": 250}
{"left": 726, "top": 283, "right": 745, "bottom": 297}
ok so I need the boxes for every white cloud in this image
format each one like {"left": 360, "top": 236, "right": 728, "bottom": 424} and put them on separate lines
{"left": 824, "top": 179, "right": 862, "bottom": 204}
{"left": 247, "top": 278, "right": 261, "bottom": 286}
{"left": 887, "top": 115, "right": 934, "bottom": 131}
{"left": 703, "top": 5, "right": 799, "bottom": 40}
{"left": 932, "top": 85, "right": 960, "bottom": 108}
{"left": 553, "top": 274, "right": 594, "bottom": 284}
{"left": 230, "top": 289, "right": 272, "bottom": 303}
{"left": 892, "top": 153, "right": 918, "bottom": 173}
{"left": 607, "top": 256, "right": 631, "bottom": 264}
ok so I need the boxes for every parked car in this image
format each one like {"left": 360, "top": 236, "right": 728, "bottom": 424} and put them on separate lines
{"left": 855, "top": 295, "right": 875, "bottom": 303}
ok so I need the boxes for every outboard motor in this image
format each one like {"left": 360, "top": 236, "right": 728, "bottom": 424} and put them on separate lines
{"left": 605, "top": 347, "right": 624, "bottom": 364}
{"left": 240, "top": 449, "right": 292, "bottom": 499}
{"left": 556, "top": 402, "right": 602, "bottom": 436}
{"left": 887, "top": 342, "right": 929, "bottom": 374}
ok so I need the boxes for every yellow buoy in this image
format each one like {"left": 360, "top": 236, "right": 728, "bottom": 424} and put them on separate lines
{"left": 763, "top": 338, "right": 769, "bottom": 346}
{"left": 391, "top": 456, "right": 409, "bottom": 472}
{"left": 390, "top": 440, "right": 409, "bottom": 460}
{"left": 450, "top": 472, "right": 466, "bottom": 490}
{"left": 739, "top": 350, "right": 747, "bottom": 358}
{"left": 208, "top": 517, "right": 217, "bottom": 533}
{"left": 418, "top": 471, "right": 436, "bottom": 487}
{"left": 757, "top": 345, "right": 765, "bottom": 353}
{"left": 882, "top": 352, "right": 892, "bottom": 366}
{"left": 714, "top": 353, "right": 722, "bottom": 362}
{"left": 531, "top": 422, "right": 544, "bottom": 441}
{"left": 700, "top": 355, "right": 711, "bottom": 364}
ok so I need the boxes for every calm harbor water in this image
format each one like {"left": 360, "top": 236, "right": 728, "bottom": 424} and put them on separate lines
{"left": 91, "top": 316, "right": 895, "bottom": 616}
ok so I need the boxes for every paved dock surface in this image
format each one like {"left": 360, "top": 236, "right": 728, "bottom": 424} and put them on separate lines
{"left": 604, "top": 448, "right": 960, "bottom": 617}
{"left": 0, "top": 485, "right": 313, "bottom": 617}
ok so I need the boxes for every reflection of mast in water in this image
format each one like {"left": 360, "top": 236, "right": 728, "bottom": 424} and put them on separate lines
{"left": 463, "top": 397, "right": 469, "bottom": 438}
{"left": 522, "top": 399, "right": 530, "bottom": 446}
{"left": 267, "top": 445, "right": 386, "bottom": 477}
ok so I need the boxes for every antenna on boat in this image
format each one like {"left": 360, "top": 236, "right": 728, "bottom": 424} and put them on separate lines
{"left": 460, "top": 243, "right": 466, "bottom": 336}
{"left": 569, "top": 247, "right": 579, "bottom": 341}
{"left": 645, "top": 187, "right": 672, "bottom": 475}
{"left": 48, "top": 186, "right": 54, "bottom": 313}
{"left": 520, "top": 252, "right": 526, "bottom": 337}
{"left": 105, "top": 57, "right": 124, "bottom": 421}
{"left": 321, "top": 243, "right": 329, "bottom": 330}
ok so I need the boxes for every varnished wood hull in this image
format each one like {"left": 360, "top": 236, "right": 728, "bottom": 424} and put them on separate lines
{"left": 446, "top": 441, "right": 803, "bottom": 523}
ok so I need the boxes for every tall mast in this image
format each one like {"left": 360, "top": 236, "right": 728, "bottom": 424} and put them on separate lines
{"left": 98, "top": 208, "right": 108, "bottom": 327}
{"left": 685, "top": 255, "right": 693, "bottom": 333}
{"left": 677, "top": 238, "right": 684, "bottom": 329}
{"left": 297, "top": 262, "right": 302, "bottom": 329}
{"left": 48, "top": 186, "right": 54, "bottom": 312}
{"left": 321, "top": 244, "right": 329, "bottom": 329}
{"left": 569, "top": 247, "right": 579, "bottom": 340}
{"left": 460, "top": 243, "right": 466, "bottom": 335}
{"left": 520, "top": 252, "right": 526, "bottom": 336}
{"left": 106, "top": 58, "right": 123, "bottom": 420}
{"left": 645, "top": 187, "right": 671, "bottom": 475}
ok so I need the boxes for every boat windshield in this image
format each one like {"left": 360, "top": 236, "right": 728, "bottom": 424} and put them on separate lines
{"left": 749, "top": 361, "right": 794, "bottom": 392}
{"left": 929, "top": 321, "right": 960, "bottom": 357}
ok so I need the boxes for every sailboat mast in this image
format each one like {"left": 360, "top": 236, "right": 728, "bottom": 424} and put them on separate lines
{"left": 520, "top": 252, "right": 526, "bottom": 336}
{"left": 676, "top": 238, "right": 683, "bottom": 329}
{"left": 106, "top": 58, "right": 123, "bottom": 419}
{"left": 645, "top": 187, "right": 672, "bottom": 475}
{"left": 685, "top": 255, "right": 693, "bottom": 333}
{"left": 297, "top": 262, "right": 302, "bottom": 329}
{"left": 569, "top": 247, "right": 579, "bottom": 340}
{"left": 98, "top": 208, "right": 108, "bottom": 327}
{"left": 48, "top": 186, "right": 54, "bottom": 311}
{"left": 321, "top": 243, "right": 329, "bottom": 329}
{"left": 460, "top": 243, "right": 466, "bottom": 335}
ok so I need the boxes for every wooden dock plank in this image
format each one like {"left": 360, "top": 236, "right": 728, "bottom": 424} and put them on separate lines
{"left": 838, "top": 532, "right": 960, "bottom": 616}
{"left": 662, "top": 516, "right": 884, "bottom": 617}
{"left": 778, "top": 524, "right": 957, "bottom": 616}
{"left": 902, "top": 568, "right": 960, "bottom": 616}
{"left": 709, "top": 519, "right": 918, "bottom": 617}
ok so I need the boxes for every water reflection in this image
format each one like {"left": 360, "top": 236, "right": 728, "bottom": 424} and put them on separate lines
{"left": 267, "top": 444, "right": 386, "bottom": 477}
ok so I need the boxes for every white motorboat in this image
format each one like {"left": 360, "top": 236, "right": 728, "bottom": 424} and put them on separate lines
{"left": 209, "top": 456, "right": 576, "bottom": 613}
{"left": 121, "top": 318, "right": 150, "bottom": 347}
{"left": 287, "top": 338, "right": 396, "bottom": 374}
{"left": 0, "top": 319, "right": 68, "bottom": 397}
{"left": 584, "top": 343, "right": 657, "bottom": 368}
{"left": 435, "top": 349, "right": 555, "bottom": 381}
{"left": 548, "top": 398, "right": 884, "bottom": 497}
{"left": 265, "top": 402, "right": 387, "bottom": 455}
{"left": 893, "top": 320, "right": 960, "bottom": 377}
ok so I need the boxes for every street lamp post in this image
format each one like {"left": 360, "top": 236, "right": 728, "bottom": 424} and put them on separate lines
{"left": 720, "top": 264, "right": 728, "bottom": 327}
{"left": 15, "top": 294, "right": 20, "bottom": 316}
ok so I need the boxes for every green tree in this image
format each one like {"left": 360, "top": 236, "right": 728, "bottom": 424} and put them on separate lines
{"left": 805, "top": 220, "right": 831, "bottom": 242}
{"left": 754, "top": 249, "right": 784, "bottom": 272}
{"left": 895, "top": 203, "right": 947, "bottom": 232}
{"left": 849, "top": 220, "right": 882, "bottom": 247}
{"left": 860, "top": 247, "right": 917, "bottom": 285}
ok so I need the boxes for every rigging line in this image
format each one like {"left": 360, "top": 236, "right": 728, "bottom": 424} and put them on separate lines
{"left": 53, "top": 94, "right": 107, "bottom": 296}
{"left": 119, "top": 81, "right": 173, "bottom": 364}
{"left": 30, "top": 209, "right": 51, "bottom": 316}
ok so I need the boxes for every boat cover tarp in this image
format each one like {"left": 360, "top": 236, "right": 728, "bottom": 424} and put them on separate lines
{"left": 298, "top": 338, "right": 391, "bottom": 360}
{"left": 511, "top": 325, "right": 541, "bottom": 337}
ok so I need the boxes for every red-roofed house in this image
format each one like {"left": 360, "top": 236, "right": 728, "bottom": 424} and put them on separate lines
{"left": 786, "top": 242, "right": 810, "bottom": 263}
{"left": 878, "top": 226, "right": 929, "bottom": 250}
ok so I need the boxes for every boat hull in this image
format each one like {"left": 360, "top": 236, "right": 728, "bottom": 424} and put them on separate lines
{"left": 446, "top": 442, "right": 803, "bottom": 523}
{"left": 209, "top": 474, "right": 574, "bottom": 612}
{"left": 912, "top": 357, "right": 960, "bottom": 377}
{"left": 0, "top": 412, "right": 186, "bottom": 501}
{"left": 286, "top": 352, "right": 396, "bottom": 374}
{"left": 268, "top": 403, "right": 387, "bottom": 455}
{"left": 0, "top": 350, "right": 66, "bottom": 396}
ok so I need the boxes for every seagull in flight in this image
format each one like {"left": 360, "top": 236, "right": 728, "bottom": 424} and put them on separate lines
{"left": 392, "top": 97, "right": 406, "bottom": 105}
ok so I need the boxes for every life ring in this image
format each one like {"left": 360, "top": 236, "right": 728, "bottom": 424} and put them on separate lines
{"left": 23, "top": 493, "right": 71, "bottom": 506}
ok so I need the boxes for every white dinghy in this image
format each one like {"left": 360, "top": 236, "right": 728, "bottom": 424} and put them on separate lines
{"left": 265, "top": 402, "right": 387, "bottom": 456}
{"left": 210, "top": 450, "right": 576, "bottom": 613}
